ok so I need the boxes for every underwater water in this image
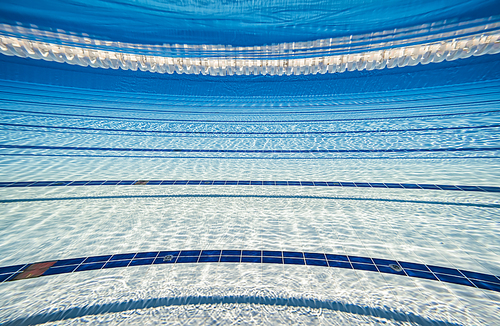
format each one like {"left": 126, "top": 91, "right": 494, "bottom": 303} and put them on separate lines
{"left": 0, "top": 0, "right": 500, "bottom": 325}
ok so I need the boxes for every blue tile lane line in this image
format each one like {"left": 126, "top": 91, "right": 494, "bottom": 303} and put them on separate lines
{"left": 1, "top": 122, "right": 499, "bottom": 135}
{"left": 0, "top": 180, "right": 498, "bottom": 192}
{"left": 1, "top": 251, "right": 499, "bottom": 292}
{"left": 1, "top": 144, "right": 499, "bottom": 154}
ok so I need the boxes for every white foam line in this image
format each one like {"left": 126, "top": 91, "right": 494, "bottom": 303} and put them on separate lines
{"left": 1, "top": 23, "right": 499, "bottom": 76}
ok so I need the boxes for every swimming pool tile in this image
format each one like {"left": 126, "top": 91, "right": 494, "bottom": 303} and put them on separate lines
{"left": 134, "top": 252, "right": 159, "bottom": 259}
{"left": 306, "top": 259, "right": 328, "bottom": 267}
{"left": 460, "top": 270, "right": 500, "bottom": 284}
{"left": 436, "top": 185, "right": 461, "bottom": 191}
{"left": 68, "top": 181, "right": 90, "bottom": 186}
{"left": 455, "top": 185, "right": 483, "bottom": 192}
{"left": 263, "top": 251, "right": 282, "bottom": 257}
{"left": 222, "top": 250, "right": 241, "bottom": 256}
{"left": 478, "top": 186, "right": 500, "bottom": 192}
{"left": 241, "top": 256, "right": 261, "bottom": 263}
{"left": 85, "top": 180, "right": 105, "bottom": 185}
{"left": 179, "top": 250, "right": 201, "bottom": 257}
{"left": 242, "top": 250, "right": 261, "bottom": 257}
{"left": 377, "top": 265, "right": 406, "bottom": 276}
{"left": 102, "top": 180, "right": 121, "bottom": 185}
{"left": 435, "top": 273, "right": 474, "bottom": 287}
{"left": 110, "top": 253, "right": 136, "bottom": 261}
{"left": 398, "top": 261, "right": 429, "bottom": 272}
{"left": 284, "top": 258, "right": 305, "bottom": 265}
{"left": 117, "top": 180, "right": 135, "bottom": 185}
{"left": 384, "top": 183, "right": 404, "bottom": 188}
{"left": 326, "top": 254, "right": 349, "bottom": 262}
{"left": 176, "top": 256, "right": 199, "bottom": 263}
{"left": 471, "top": 280, "right": 500, "bottom": 292}
{"left": 104, "top": 260, "right": 131, "bottom": 269}
{"left": 327, "top": 261, "right": 352, "bottom": 269}
{"left": 427, "top": 265, "right": 463, "bottom": 277}
{"left": 283, "top": 251, "right": 303, "bottom": 258}
{"left": 201, "top": 250, "right": 221, "bottom": 256}
{"left": 0, "top": 273, "right": 16, "bottom": 282}
{"left": 220, "top": 256, "right": 240, "bottom": 263}
{"left": 129, "top": 258, "right": 155, "bottom": 266}
{"left": 348, "top": 256, "right": 373, "bottom": 264}
{"left": 198, "top": 256, "right": 220, "bottom": 263}
{"left": 372, "top": 258, "right": 398, "bottom": 266}
{"left": 401, "top": 184, "right": 421, "bottom": 189}
{"left": 263, "top": 257, "right": 283, "bottom": 264}
{"left": 404, "top": 269, "right": 438, "bottom": 280}
{"left": 76, "top": 262, "right": 105, "bottom": 271}
{"left": 8, "top": 182, "right": 34, "bottom": 187}
{"left": 34, "top": 181, "right": 59, "bottom": 187}
{"left": 418, "top": 184, "right": 441, "bottom": 190}
{"left": 0, "top": 264, "right": 26, "bottom": 275}
{"left": 84, "top": 255, "right": 112, "bottom": 263}
{"left": 43, "top": 265, "right": 77, "bottom": 276}
{"left": 153, "top": 257, "right": 176, "bottom": 264}
{"left": 304, "top": 253, "right": 325, "bottom": 260}
{"left": 368, "top": 183, "right": 387, "bottom": 188}
{"left": 158, "top": 251, "right": 180, "bottom": 258}
{"left": 52, "top": 258, "right": 86, "bottom": 267}
{"left": 351, "top": 263, "right": 378, "bottom": 272}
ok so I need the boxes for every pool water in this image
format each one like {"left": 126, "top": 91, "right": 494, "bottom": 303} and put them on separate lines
{"left": 1, "top": 0, "right": 500, "bottom": 324}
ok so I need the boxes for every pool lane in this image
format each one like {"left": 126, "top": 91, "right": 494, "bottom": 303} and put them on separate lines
{"left": 0, "top": 179, "right": 499, "bottom": 192}
{"left": 1, "top": 250, "right": 499, "bottom": 293}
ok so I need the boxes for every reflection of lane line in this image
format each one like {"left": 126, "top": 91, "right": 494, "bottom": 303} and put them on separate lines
{"left": 2, "top": 250, "right": 499, "bottom": 297}
{"left": 1, "top": 20, "right": 499, "bottom": 75}
{"left": 0, "top": 107, "right": 498, "bottom": 124}
{"left": 1, "top": 144, "right": 499, "bottom": 153}
{"left": 1, "top": 122, "right": 499, "bottom": 136}
{"left": 1, "top": 194, "right": 499, "bottom": 208}
{"left": 1, "top": 295, "right": 460, "bottom": 326}
{"left": 1, "top": 180, "right": 499, "bottom": 193}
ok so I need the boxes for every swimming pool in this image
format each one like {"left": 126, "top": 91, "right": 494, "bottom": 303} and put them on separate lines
{"left": 1, "top": 0, "right": 500, "bottom": 324}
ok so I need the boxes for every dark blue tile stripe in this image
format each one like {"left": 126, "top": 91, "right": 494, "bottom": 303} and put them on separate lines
{"left": 1, "top": 144, "right": 500, "bottom": 154}
{"left": 1, "top": 179, "right": 498, "bottom": 193}
{"left": 1, "top": 122, "right": 499, "bottom": 136}
{"left": 1, "top": 250, "right": 499, "bottom": 293}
